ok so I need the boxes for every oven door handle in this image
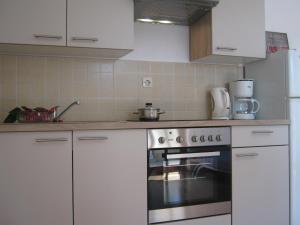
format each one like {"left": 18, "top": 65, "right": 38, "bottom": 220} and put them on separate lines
{"left": 166, "top": 152, "right": 220, "bottom": 160}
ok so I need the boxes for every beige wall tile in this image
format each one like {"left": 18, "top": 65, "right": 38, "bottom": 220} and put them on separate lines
{"left": 59, "top": 81, "right": 74, "bottom": 98}
{"left": 85, "top": 80, "right": 99, "bottom": 98}
{"left": 115, "top": 98, "right": 138, "bottom": 111}
{"left": 1, "top": 82, "right": 17, "bottom": 98}
{"left": 73, "top": 69, "right": 88, "bottom": 83}
{"left": 100, "top": 62, "right": 114, "bottom": 73}
{"left": 0, "top": 55, "right": 242, "bottom": 121}
{"left": 214, "top": 65, "right": 242, "bottom": 88}
{"left": 150, "top": 62, "right": 164, "bottom": 74}
{"left": 137, "top": 61, "right": 150, "bottom": 74}
{"left": 174, "top": 65, "right": 195, "bottom": 86}
{"left": 76, "top": 99, "right": 98, "bottom": 113}
{"left": 138, "top": 86, "right": 154, "bottom": 99}
{"left": 98, "top": 74, "right": 114, "bottom": 98}
{"left": 114, "top": 73, "right": 139, "bottom": 98}
{"left": 114, "top": 60, "right": 138, "bottom": 73}
{"left": 151, "top": 74, "right": 174, "bottom": 87}
{"left": 1, "top": 98, "right": 17, "bottom": 113}
{"left": 1, "top": 55, "right": 17, "bottom": 73}
{"left": 174, "top": 63, "right": 186, "bottom": 76}
{"left": 72, "top": 82, "right": 89, "bottom": 99}
{"left": 150, "top": 62, "right": 174, "bottom": 74}
{"left": 18, "top": 98, "right": 43, "bottom": 109}
{"left": 97, "top": 98, "right": 114, "bottom": 113}
{"left": 0, "top": 56, "right": 17, "bottom": 83}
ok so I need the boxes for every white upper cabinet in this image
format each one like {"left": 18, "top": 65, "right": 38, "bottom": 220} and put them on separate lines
{"left": 190, "top": 0, "right": 266, "bottom": 63}
{"left": 67, "top": 0, "right": 134, "bottom": 49}
{"left": 0, "top": 0, "right": 134, "bottom": 57}
{"left": 0, "top": 0, "right": 66, "bottom": 46}
{"left": 212, "top": 0, "right": 266, "bottom": 58}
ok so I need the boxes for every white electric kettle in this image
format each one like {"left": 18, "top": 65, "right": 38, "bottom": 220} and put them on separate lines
{"left": 211, "top": 87, "right": 231, "bottom": 120}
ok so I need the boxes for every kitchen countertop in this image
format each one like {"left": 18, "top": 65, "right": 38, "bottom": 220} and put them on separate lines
{"left": 0, "top": 120, "right": 290, "bottom": 132}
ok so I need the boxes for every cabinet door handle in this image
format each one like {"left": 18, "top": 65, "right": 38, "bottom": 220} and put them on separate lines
{"left": 34, "top": 34, "right": 63, "bottom": 40}
{"left": 236, "top": 153, "right": 259, "bottom": 158}
{"left": 71, "top": 37, "right": 99, "bottom": 42}
{"left": 35, "top": 138, "right": 68, "bottom": 143}
{"left": 252, "top": 130, "right": 274, "bottom": 134}
{"left": 216, "top": 46, "right": 237, "bottom": 51}
{"left": 78, "top": 137, "right": 108, "bottom": 141}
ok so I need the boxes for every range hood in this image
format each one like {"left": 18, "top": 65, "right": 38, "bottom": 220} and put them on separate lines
{"left": 134, "top": 0, "right": 219, "bottom": 26}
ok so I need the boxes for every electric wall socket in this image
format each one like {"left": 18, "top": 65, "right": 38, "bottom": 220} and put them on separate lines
{"left": 142, "top": 77, "right": 153, "bottom": 88}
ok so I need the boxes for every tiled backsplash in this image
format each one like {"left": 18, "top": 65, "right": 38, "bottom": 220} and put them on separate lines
{"left": 0, "top": 55, "right": 242, "bottom": 121}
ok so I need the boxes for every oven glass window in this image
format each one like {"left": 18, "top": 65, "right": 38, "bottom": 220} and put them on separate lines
{"left": 148, "top": 146, "right": 231, "bottom": 210}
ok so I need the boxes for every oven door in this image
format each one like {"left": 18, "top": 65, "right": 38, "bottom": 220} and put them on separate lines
{"left": 148, "top": 146, "right": 231, "bottom": 223}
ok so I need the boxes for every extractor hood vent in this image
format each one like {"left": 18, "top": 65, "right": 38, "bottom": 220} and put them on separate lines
{"left": 134, "top": 0, "right": 219, "bottom": 26}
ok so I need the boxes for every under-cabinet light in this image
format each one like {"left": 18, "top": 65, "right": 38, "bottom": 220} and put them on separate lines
{"left": 137, "top": 18, "right": 155, "bottom": 23}
{"left": 157, "top": 20, "right": 173, "bottom": 24}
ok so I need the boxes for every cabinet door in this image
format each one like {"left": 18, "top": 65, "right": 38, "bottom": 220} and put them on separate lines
{"left": 67, "top": 0, "right": 134, "bottom": 49}
{"left": 212, "top": 0, "right": 265, "bottom": 58}
{"left": 0, "top": 132, "right": 73, "bottom": 225}
{"left": 232, "top": 146, "right": 289, "bottom": 225}
{"left": 0, "top": 0, "right": 66, "bottom": 46}
{"left": 73, "top": 130, "right": 147, "bottom": 225}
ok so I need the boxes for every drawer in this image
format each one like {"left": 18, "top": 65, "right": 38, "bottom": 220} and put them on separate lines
{"left": 232, "top": 125, "right": 289, "bottom": 147}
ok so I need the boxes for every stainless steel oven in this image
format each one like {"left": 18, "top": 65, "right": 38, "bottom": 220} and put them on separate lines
{"left": 147, "top": 127, "right": 231, "bottom": 224}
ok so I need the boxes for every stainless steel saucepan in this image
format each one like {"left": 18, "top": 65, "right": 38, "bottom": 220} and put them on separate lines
{"left": 133, "top": 103, "right": 165, "bottom": 121}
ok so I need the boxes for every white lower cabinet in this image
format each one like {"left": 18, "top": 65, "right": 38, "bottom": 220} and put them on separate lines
{"left": 155, "top": 215, "right": 231, "bottom": 225}
{"left": 0, "top": 132, "right": 73, "bottom": 225}
{"left": 232, "top": 146, "right": 289, "bottom": 225}
{"left": 73, "top": 129, "right": 147, "bottom": 225}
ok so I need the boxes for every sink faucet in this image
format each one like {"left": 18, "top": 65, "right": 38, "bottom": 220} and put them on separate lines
{"left": 53, "top": 101, "right": 80, "bottom": 122}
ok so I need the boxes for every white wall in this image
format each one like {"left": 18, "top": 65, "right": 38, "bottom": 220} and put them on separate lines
{"left": 122, "top": 22, "right": 189, "bottom": 62}
{"left": 264, "top": 0, "right": 299, "bottom": 51}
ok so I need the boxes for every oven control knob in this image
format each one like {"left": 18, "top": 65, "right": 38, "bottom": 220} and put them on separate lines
{"left": 191, "top": 136, "right": 199, "bottom": 142}
{"left": 208, "top": 135, "right": 214, "bottom": 142}
{"left": 158, "top": 137, "right": 166, "bottom": 144}
{"left": 216, "top": 135, "right": 222, "bottom": 142}
{"left": 176, "top": 136, "right": 184, "bottom": 143}
{"left": 200, "top": 135, "right": 206, "bottom": 142}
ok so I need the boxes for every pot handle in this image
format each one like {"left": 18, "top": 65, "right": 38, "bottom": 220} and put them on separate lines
{"left": 158, "top": 111, "right": 165, "bottom": 115}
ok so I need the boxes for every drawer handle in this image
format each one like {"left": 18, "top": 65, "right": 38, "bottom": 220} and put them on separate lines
{"left": 35, "top": 138, "right": 68, "bottom": 143}
{"left": 34, "top": 34, "right": 63, "bottom": 40}
{"left": 252, "top": 130, "right": 274, "bottom": 134}
{"left": 216, "top": 46, "right": 237, "bottom": 51}
{"left": 236, "top": 153, "right": 259, "bottom": 158}
{"left": 71, "top": 37, "right": 99, "bottom": 42}
{"left": 78, "top": 137, "right": 108, "bottom": 141}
